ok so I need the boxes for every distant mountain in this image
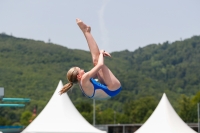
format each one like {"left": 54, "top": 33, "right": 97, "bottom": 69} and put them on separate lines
{"left": 0, "top": 33, "right": 200, "bottom": 113}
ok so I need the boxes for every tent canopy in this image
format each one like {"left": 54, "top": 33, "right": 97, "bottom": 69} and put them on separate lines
{"left": 22, "top": 80, "right": 106, "bottom": 133}
{"left": 135, "top": 93, "right": 196, "bottom": 133}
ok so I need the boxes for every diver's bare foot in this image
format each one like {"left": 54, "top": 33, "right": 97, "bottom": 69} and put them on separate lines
{"left": 76, "top": 18, "right": 91, "bottom": 33}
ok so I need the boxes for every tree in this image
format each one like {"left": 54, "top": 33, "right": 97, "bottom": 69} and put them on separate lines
{"left": 124, "top": 96, "right": 157, "bottom": 123}
{"left": 20, "top": 111, "right": 32, "bottom": 126}
{"left": 178, "top": 95, "right": 194, "bottom": 122}
{"left": 75, "top": 101, "right": 92, "bottom": 113}
{"left": 0, "top": 116, "right": 11, "bottom": 125}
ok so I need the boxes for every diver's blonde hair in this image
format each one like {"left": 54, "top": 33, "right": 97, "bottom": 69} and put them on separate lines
{"left": 59, "top": 67, "right": 79, "bottom": 95}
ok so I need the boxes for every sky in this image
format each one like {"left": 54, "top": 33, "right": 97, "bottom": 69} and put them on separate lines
{"left": 0, "top": 0, "right": 200, "bottom": 53}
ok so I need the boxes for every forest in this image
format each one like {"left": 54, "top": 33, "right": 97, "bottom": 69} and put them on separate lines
{"left": 0, "top": 33, "right": 200, "bottom": 126}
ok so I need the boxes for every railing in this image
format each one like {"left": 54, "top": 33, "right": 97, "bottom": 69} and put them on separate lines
{"left": 95, "top": 123, "right": 198, "bottom": 133}
{"left": 2, "top": 98, "right": 30, "bottom": 102}
{"left": 0, "top": 126, "right": 24, "bottom": 133}
{"left": 0, "top": 104, "right": 25, "bottom": 107}
{"left": 0, "top": 98, "right": 30, "bottom": 107}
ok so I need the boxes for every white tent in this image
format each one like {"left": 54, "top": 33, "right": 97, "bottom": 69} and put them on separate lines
{"left": 22, "top": 80, "right": 106, "bottom": 133}
{"left": 135, "top": 93, "right": 196, "bottom": 133}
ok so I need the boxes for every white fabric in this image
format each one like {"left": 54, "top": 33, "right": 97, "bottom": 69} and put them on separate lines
{"left": 22, "top": 80, "right": 106, "bottom": 133}
{"left": 135, "top": 93, "right": 197, "bottom": 133}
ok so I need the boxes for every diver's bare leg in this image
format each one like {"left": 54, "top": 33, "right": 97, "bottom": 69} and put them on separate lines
{"left": 97, "top": 65, "right": 121, "bottom": 91}
{"left": 76, "top": 18, "right": 100, "bottom": 66}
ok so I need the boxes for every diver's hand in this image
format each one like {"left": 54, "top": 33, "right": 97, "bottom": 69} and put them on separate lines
{"left": 100, "top": 50, "right": 111, "bottom": 57}
{"left": 103, "top": 51, "right": 111, "bottom": 57}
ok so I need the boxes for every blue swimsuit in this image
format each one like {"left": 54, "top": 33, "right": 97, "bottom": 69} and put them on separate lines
{"left": 80, "top": 78, "right": 122, "bottom": 99}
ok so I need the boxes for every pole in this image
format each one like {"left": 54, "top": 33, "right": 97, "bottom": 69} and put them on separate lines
{"left": 114, "top": 111, "right": 116, "bottom": 124}
{"left": 198, "top": 103, "right": 199, "bottom": 133}
{"left": 93, "top": 99, "right": 95, "bottom": 126}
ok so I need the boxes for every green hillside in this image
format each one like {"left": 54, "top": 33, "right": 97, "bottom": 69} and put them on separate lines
{"left": 1, "top": 33, "right": 200, "bottom": 125}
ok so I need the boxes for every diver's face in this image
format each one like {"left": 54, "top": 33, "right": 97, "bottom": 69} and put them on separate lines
{"left": 76, "top": 67, "right": 85, "bottom": 77}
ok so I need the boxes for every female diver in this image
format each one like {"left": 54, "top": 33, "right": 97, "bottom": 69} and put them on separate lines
{"left": 59, "top": 18, "right": 122, "bottom": 100}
